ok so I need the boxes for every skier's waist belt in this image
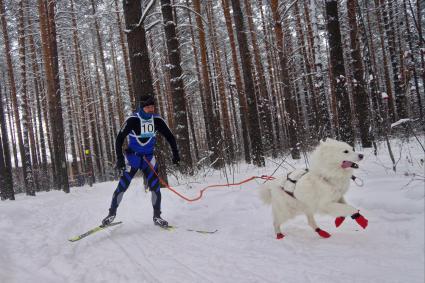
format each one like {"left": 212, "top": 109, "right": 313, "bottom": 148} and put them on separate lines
{"left": 125, "top": 148, "right": 152, "bottom": 157}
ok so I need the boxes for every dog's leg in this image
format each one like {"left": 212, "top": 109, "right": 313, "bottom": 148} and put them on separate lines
{"left": 272, "top": 206, "right": 285, "bottom": 239}
{"left": 338, "top": 197, "right": 346, "bottom": 204}
{"left": 323, "top": 203, "right": 368, "bottom": 229}
{"left": 273, "top": 221, "right": 284, "bottom": 239}
{"left": 306, "top": 213, "right": 331, "bottom": 238}
{"left": 306, "top": 213, "right": 318, "bottom": 230}
{"left": 322, "top": 202, "right": 358, "bottom": 217}
{"left": 335, "top": 197, "right": 347, "bottom": 227}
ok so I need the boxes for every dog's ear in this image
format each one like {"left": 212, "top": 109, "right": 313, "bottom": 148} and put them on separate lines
{"left": 324, "top": 138, "right": 337, "bottom": 144}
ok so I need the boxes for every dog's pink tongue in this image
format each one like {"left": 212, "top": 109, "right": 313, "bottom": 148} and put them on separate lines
{"left": 341, "top": 161, "right": 354, "bottom": 168}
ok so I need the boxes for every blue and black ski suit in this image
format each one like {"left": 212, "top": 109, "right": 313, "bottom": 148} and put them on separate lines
{"left": 109, "top": 109, "right": 179, "bottom": 217}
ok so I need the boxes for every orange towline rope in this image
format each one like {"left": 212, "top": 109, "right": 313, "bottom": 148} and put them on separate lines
{"left": 143, "top": 157, "right": 275, "bottom": 202}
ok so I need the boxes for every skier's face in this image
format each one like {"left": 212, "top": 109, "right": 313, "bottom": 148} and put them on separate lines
{"left": 143, "top": 105, "right": 155, "bottom": 114}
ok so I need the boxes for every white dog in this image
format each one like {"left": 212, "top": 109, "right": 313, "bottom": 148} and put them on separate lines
{"left": 260, "top": 138, "right": 368, "bottom": 239}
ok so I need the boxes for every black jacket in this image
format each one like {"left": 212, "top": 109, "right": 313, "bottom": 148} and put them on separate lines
{"left": 115, "top": 115, "right": 178, "bottom": 161}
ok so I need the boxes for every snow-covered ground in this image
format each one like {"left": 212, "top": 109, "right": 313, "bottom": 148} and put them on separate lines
{"left": 1, "top": 140, "right": 424, "bottom": 283}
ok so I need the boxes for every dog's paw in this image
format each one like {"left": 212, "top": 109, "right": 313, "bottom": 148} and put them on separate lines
{"left": 335, "top": 216, "right": 345, "bottom": 227}
{"left": 315, "top": 228, "right": 331, "bottom": 238}
{"left": 351, "top": 212, "right": 368, "bottom": 229}
{"left": 276, "top": 233, "right": 285, "bottom": 239}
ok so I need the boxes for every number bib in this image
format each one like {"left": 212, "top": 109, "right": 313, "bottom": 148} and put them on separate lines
{"left": 140, "top": 117, "right": 155, "bottom": 138}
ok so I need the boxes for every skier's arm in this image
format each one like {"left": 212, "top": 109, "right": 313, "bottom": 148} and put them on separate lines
{"left": 154, "top": 117, "right": 179, "bottom": 155}
{"left": 115, "top": 117, "right": 138, "bottom": 161}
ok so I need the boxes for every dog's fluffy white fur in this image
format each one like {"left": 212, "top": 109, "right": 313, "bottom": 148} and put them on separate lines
{"left": 260, "top": 138, "right": 364, "bottom": 237}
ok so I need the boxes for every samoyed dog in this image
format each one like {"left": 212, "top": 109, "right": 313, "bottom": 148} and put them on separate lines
{"left": 260, "top": 138, "right": 368, "bottom": 239}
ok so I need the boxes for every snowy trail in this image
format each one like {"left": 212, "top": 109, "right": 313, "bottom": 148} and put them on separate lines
{"left": 0, "top": 145, "right": 424, "bottom": 283}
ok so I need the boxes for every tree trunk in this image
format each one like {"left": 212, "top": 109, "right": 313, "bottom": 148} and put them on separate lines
{"left": 0, "top": 81, "right": 15, "bottom": 200}
{"left": 192, "top": 0, "right": 224, "bottom": 168}
{"left": 258, "top": 0, "right": 281, "bottom": 154}
{"left": 380, "top": 0, "right": 407, "bottom": 120}
{"left": 325, "top": 0, "right": 355, "bottom": 145}
{"left": 230, "top": 0, "right": 265, "bottom": 166}
{"left": 38, "top": 0, "right": 69, "bottom": 192}
{"left": 347, "top": 0, "right": 372, "bottom": 147}
{"left": 270, "top": 0, "right": 301, "bottom": 158}
{"left": 91, "top": 0, "right": 117, "bottom": 161}
{"left": 28, "top": 15, "right": 49, "bottom": 185}
{"left": 207, "top": 1, "right": 235, "bottom": 163}
{"left": 402, "top": 0, "right": 423, "bottom": 120}
{"left": 243, "top": 0, "right": 274, "bottom": 154}
{"left": 114, "top": 0, "right": 135, "bottom": 106}
{"left": 122, "top": 0, "right": 170, "bottom": 180}
{"left": 58, "top": 39, "right": 79, "bottom": 181}
{"left": 18, "top": 0, "right": 36, "bottom": 195}
{"left": 294, "top": 1, "right": 317, "bottom": 141}
{"left": 160, "top": 0, "right": 193, "bottom": 173}
{"left": 220, "top": 0, "right": 250, "bottom": 162}
{"left": 0, "top": 0, "right": 28, "bottom": 189}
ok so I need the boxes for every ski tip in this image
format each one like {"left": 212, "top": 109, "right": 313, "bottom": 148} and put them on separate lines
{"left": 160, "top": 225, "right": 175, "bottom": 231}
{"left": 68, "top": 221, "right": 123, "bottom": 242}
{"left": 193, "top": 229, "right": 218, "bottom": 234}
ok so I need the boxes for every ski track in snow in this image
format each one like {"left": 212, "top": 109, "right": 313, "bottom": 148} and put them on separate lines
{"left": 0, "top": 144, "right": 424, "bottom": 283}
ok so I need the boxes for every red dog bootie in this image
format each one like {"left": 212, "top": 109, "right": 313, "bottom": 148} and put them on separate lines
{"left": 276, "top": 233, "right": 285, "bottom": 239}
{"left": 315, "top": 228, "right": 331, "bottom": 238}
{"left": 351, "top": 212, "right": 368, "bottom": 229}
{"left": 335, "top": 216, "right": 345, "bottom": 227}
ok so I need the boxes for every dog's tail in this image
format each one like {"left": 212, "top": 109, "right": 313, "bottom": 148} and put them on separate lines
{"left": 259, "top": 183, "right": 272, "bottom": 204}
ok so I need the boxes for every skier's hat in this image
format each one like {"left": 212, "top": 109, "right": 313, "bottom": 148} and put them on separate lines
{"left": 140, "top": 95, "right": 155, "bottom": 107}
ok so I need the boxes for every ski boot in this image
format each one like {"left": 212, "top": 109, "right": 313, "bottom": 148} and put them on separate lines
{"left": 153, "top": 210, "right": 169, "bottom": 228}
{"left": 102, "top": 208, "right": 116, "bottom": 226}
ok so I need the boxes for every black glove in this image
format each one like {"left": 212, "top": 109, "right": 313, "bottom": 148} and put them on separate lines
{"left": 116, "top": 158, "right": 126, "bottom": 171}
{"left": 172, "top": 151, "right": 180, "bottom": 165}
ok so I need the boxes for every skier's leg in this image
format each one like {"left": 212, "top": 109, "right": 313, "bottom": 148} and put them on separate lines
{"left": 109, "top": 167, "right": 138, "bottom": 213}
{"left": 141, "top": 155, "right": 167, "bottom": 226}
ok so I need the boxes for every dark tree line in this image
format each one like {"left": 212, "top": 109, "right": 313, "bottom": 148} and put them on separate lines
{"left": 0, "top": 0, "right": 423, "bottom": 197}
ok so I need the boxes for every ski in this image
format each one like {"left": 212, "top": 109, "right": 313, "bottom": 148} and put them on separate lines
{"left": 156, "top": 224, "right": 175, "bottom": 231}
{"left": 68, "top": 221, "right": 123, "bottom": 242}
{"left": 185, "top": 228, "right": 218, "bottom": 234}
{"left": 157, "top": 225, "right": 217, "bottom": 234}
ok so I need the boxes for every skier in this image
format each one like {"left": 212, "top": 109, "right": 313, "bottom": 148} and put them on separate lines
{"left": 102, "top": 95, "right": 180, "bottom": 228}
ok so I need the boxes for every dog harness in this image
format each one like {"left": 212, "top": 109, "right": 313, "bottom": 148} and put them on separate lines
{"left": 281, "top": 169, "right": 309, "bottom": 198}
{"left": 281, "top": 169, "right": 358, "bottom": 198}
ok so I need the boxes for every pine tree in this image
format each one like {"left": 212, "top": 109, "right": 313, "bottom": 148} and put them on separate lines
{"left": 0, "top": 81, "right": 15, "bottom": 200}
{"left": 270, "top": 0, "right": 301, "bottom": 159}
{"left": 37, "top": 0, "right": 69, "bottom": 192}
{"left": 160, "top": 0, "right": 193, "bottom": 173}
{"left": 347, "top": 0, "right": 372, "bottom": 147}
{"left": 325, "top": 0, "right": 354, "bottom": 145}
{"left": 230, "top": 0, "right": 265, "bottom": 166}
